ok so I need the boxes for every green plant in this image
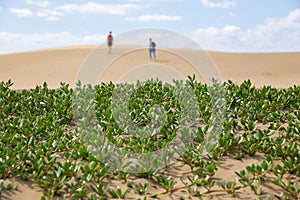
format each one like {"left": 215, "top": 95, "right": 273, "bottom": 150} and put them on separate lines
{"left": 71, "top": 186, "right": 89, "bottom": 199}
{"left": 107, "top": 186, "right": 130, "bottom": 199}
{"left": 90, "top": 183, "right": 107, "bottom": 198}
{"left": 156, "top": 175, "right": 176, "bottom": 193}
{"left": 134, "top": 182, "right": 149, "bottom": 195}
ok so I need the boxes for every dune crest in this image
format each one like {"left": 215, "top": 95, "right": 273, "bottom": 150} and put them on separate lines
{"left": 0, "top": 45, "right": 299, "bottom": 89}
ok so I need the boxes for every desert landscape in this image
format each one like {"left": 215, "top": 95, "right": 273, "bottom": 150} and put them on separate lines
{"left": 0, "top": 46, "right": 299, "bottom": 200}
{"left": 0, "top": 45, "right": 299, "bottom": 89}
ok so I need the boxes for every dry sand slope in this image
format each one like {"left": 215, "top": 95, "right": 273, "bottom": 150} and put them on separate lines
{"left": 0, "top": 45, "right": 299, "bottom": 89}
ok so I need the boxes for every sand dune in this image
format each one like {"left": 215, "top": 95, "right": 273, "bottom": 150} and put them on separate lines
{"left": 211, "top": 51, "right": 300, "bottom": 88}
{"left": 0, "top": 45, "right": 299, "bottom": 89}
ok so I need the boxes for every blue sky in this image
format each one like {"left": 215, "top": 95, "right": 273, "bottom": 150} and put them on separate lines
{"left": 0, "top": 0, "right": 299, "bottom": 54}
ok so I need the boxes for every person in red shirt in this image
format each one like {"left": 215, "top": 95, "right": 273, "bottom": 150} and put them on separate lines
{"left": 107, "top": 31, "right": 113, "bottom": 54}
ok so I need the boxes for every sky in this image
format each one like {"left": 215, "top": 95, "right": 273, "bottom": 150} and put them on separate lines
{"left": 0, "top": 0, "right": 300, "bottom": 54}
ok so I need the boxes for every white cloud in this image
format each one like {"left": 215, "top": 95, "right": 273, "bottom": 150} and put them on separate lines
{"left": 28, "top": 2, "right": 149, "bottom": 21}
{"left": 191, "top": 9, "right": 300, "bottom": 52}
{"left": 221, "top": 12, "right": 236, "bottom": 18}
{"left": 0, "top": 31, "right": 105, "bottom": 54}
{"left": 10, "top": 8, "right": 33, "bottom": 17}
{"left": 200, "top": 0, "right": 235, "bottom": 8}
{"left": 25, "top": 0, "right": 49, "bottom": 7}
{"left": 36, "top": 9, "right": 64, "bottom": 21}
{"left": 127, "top": 14, "right": 182, "bottom": 21}
{"left": 57, "top": 2, "right": 142, "bottom": 15}
{"left": 31, "top": 1, "right": 149, "bottom": 21}
{"left": 287, "top": 8, "right": 300, "bottom": 22}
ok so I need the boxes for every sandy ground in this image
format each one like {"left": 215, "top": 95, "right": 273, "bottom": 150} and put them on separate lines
{"left": 0, "top": 46, "right": 299, "bottom": 199}
{"left": 0, "top": 45, "right": 299, "bottom": 89}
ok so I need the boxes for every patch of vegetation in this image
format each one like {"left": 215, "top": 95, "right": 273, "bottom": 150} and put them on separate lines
{"left": 0, "top": 78, "right": 299, "bottom": 199}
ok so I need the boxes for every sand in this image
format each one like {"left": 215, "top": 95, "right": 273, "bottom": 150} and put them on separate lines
{"left": 0, "top": 45, "right": 299, "bottom": 89}
{"left": 0, "top": 45, "right": 299, "bottom": 199}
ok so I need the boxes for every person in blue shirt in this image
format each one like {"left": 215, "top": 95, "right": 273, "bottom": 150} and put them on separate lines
{"left": 149, "top": 38, "right": 156, "bottom": 61}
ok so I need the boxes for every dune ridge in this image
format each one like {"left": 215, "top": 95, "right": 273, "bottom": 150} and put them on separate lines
{"left": 0, "top": 45, "right": 299, "bottom": 89}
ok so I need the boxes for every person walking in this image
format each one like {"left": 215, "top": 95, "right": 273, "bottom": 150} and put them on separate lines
{"left": 149, "top": 38, "right": 156, "bottom": 61}
{"left": 107, "top": 31, "right": 113, "bottom": 54}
